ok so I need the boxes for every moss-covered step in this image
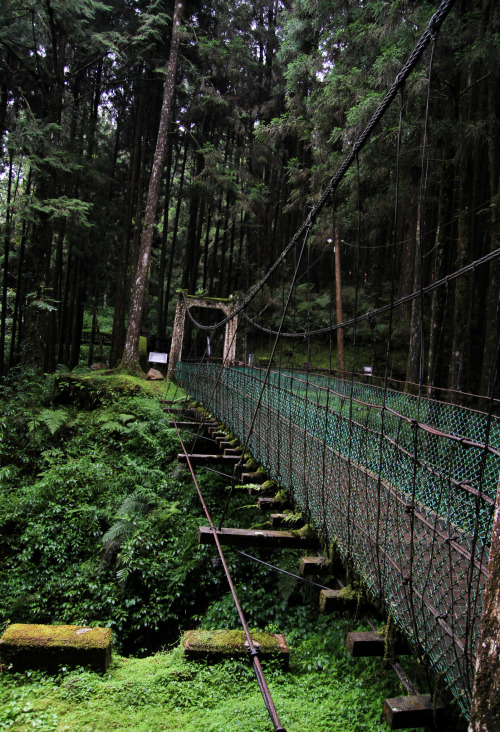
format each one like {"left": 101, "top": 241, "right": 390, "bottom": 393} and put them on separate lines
{"left": 319, "top": 587, "right": 360, "bottom": 614}
{"left": 183, "top": 629, "right": 289, "bottom": 666}
{"left": 299, "top": 556, "right": 328, "bottom": 576}
{"left": 241, "top": 471, "right": 267, "bottom": 484}
{"left": 346, "top": 630, "right": 410, "bottom": 657}
{"left": 0, "top": 624, "right": 112, "bottom": 672}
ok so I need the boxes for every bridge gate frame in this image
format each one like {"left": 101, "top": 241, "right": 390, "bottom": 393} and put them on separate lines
{"left": 167, "top": 292, "right": 238, "bottom": 381}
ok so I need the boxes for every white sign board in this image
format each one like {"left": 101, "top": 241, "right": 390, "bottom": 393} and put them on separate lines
{"left": 149, "top": 352, "right": 168, "bottom": 364}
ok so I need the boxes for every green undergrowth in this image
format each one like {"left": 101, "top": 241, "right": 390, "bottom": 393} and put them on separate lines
{"left": 0, "top": 368, "right": 463, "bottom": 730}
{"left": 0, "top": 620, "right": 400, "bottom": 732}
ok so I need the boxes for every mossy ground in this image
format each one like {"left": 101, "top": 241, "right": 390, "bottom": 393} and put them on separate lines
{"left": 0, "top": 631, "right": 402, "bottom": 732}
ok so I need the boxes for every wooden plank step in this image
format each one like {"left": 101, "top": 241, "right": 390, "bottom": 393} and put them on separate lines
{"left": 0, "top": 623, "right": 112, "bottom": 672}
{"left": 183, "top": 629, "right": 289, "bottom": 666}
{"left": 269, "top": 513, "right": 288, "bottom": 528}
{"left": 299, "top": 556, "right": 328, "bottom": 576}
{"left": 346, "top": 631, "right": 410, "bottom": 657}
{"left": 320, "top": 589, "right": 359, "bottom": 614}
{"left": 241, "top": 472, "right": 266, "bottom": 484}
{"left": 224, "top": 448, "right": 242, "bottom": 456}
{"left": 177, "top": 454, "right": 241, "bottom": 465}
{"left": 168, "top": 421, "right": 207, "bottom": 429}
{"left": 258, "top": 496, "right": 290, "bottom": 512}
{"left": 383, "top": 695, "right": 446, "bottom": 729}
{"left": 198, "top": 526, "right": 320, "bottom": 549}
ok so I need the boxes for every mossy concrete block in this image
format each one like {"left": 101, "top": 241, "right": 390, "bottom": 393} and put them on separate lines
{"left": 0, "top": 624, "right": 112, "bottom": 672}
{"left": 183, "top": 629, "right": 289, "bottom": 667}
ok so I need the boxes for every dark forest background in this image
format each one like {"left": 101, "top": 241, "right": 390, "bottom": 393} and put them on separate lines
{"left": 0, "top": 0, "right": 499, "bottom": 396}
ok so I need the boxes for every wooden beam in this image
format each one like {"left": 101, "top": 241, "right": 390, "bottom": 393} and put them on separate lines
{"left": 198, "top": 526, "right": 320, "bottom": 549}
{"left": 177, "top": 454, "right": 240, "bottom": 465}
{"left": 241, "top": 472, "right": 266, "bottom": 484}
{"left": 258, "top": 496, "right": 290, "bottom": 512}
{"left": 383, "top": 695, "right": 446, "bottom": 729}
{"left": 299, "top": 556, "right": 328, "bottom": 576}
{"left": 269, "top": 513, "right": 288, "bottom": 528}
{"left": 346, "top": 631, "right": 409, "bottom": 657}
{"left": 320, "top": 589, "right": 358, "bottom": 614}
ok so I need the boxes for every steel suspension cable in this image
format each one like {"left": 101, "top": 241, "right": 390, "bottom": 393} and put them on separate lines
{"left": 179, "top": 0, "right": 457, "bottom": 337}
{"left": 217, "top": 226, "right": 312, "bottom": 530}
{"left": 242, "top": 247, "right": 500, "bottom": 338}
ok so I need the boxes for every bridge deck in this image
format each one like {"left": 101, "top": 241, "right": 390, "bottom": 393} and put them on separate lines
{"left": 177, "top": 362, "right": 496, "bottom": 718}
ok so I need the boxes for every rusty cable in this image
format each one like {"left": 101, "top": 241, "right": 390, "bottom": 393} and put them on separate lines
{"left": 168, "top": 409, "right": 287, "bottom": 732}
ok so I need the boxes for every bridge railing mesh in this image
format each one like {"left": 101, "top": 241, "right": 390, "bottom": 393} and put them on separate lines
{"left": 176, "top": 362, "right": 497, "bottom": 720}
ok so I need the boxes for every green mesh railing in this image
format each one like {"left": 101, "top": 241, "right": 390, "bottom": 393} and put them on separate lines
{"left": 176, "top": 362, "right": 497, "bottom": 720}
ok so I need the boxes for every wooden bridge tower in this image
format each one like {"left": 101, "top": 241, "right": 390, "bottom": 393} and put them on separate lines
{"left": 167, "top": 292, "right": 238, "bottom": 381}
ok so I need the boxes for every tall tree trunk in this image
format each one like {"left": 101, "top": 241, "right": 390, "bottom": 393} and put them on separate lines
{"left": 406, "top": 199, "right": 423, "bottom": 385}
{"left": 121, "top": 0, "right": 183, "bottom": 370}
{"left": 427, "top": 140, "right": 454, "bottom": 392}
{"left": 0, "top": 150, "right": 14, "bottom": 376}
{"left": 156, "top": 134, "right": 174, "bottom": 340}
{"left": 163, "top": 137, "right": 188, "bottom": 337}
{"left": 110, "top": 88, "right": 145, "bottom": 366}
{"left": 202, "top": 206, "right": 213, "bottom": 291}
{"left": 479, "top": 72, "right": 500, "bottom": 396}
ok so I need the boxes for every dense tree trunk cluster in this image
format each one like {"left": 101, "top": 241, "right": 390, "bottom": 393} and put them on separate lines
{"left": 0, "top": 0, "right": 498, "bottom": 395}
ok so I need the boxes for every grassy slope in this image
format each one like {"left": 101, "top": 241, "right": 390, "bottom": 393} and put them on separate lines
{"left": 0, "top": 636, "right": 398, "bottom": 732}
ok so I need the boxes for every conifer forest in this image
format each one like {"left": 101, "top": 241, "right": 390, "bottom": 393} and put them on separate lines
{"left": 0, "top": 0, "right": 497, "bottom": 387}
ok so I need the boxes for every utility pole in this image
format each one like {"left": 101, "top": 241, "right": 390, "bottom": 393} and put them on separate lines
{"left": 334, "top": 229, "right": 345, "bottom": 375}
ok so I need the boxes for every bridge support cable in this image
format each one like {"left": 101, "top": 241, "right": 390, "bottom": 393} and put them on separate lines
{"left": 217, "top": 226, "right": 311, "bottom": 530}
{"left": 178, "top": 0, "right": 458, "bottom": 339}
{"left": 168, "top": 410, "right": 287, "bottom": 732}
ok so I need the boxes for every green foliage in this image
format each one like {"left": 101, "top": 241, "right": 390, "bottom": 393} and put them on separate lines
{"left": 0, "top": 631, "right": 403, "bottom": 731}
{"left": 27, "top": 408, "right": 69, "bottom": 436}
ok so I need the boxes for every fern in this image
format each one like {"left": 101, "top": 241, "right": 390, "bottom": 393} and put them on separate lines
{"left": 27, "top": 408, "right": 69, "bottom": 435}
{"left": 103, "top": 521, "right": 131, "bottom": 545}
{"left": 117, "top": 492, "right": 153, "bottom": 518}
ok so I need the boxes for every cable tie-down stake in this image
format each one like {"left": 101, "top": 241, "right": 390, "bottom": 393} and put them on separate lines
{"left": 245, "top": 640, "right": 261, "bottom": 658}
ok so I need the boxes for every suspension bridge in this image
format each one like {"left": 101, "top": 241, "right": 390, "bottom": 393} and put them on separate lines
{"left": 175, "top": 361, "right": 497, "bottom": 724}
{"left": 165, "top": 0, "right": 500, "bottom": 728}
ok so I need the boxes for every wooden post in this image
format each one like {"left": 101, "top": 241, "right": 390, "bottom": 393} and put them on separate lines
{"left": 469, "top": 477, "right": 500, "bottom": 731}
{"left": 167, "top": 296, "right": 186, "bottom": 380}
{"left": 334, "top": 228, "right": 345, "bottom": 375}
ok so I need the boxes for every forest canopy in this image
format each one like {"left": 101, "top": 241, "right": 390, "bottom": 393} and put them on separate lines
{"left": 0, "top": 0, "right": 499, "bottom": 396}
